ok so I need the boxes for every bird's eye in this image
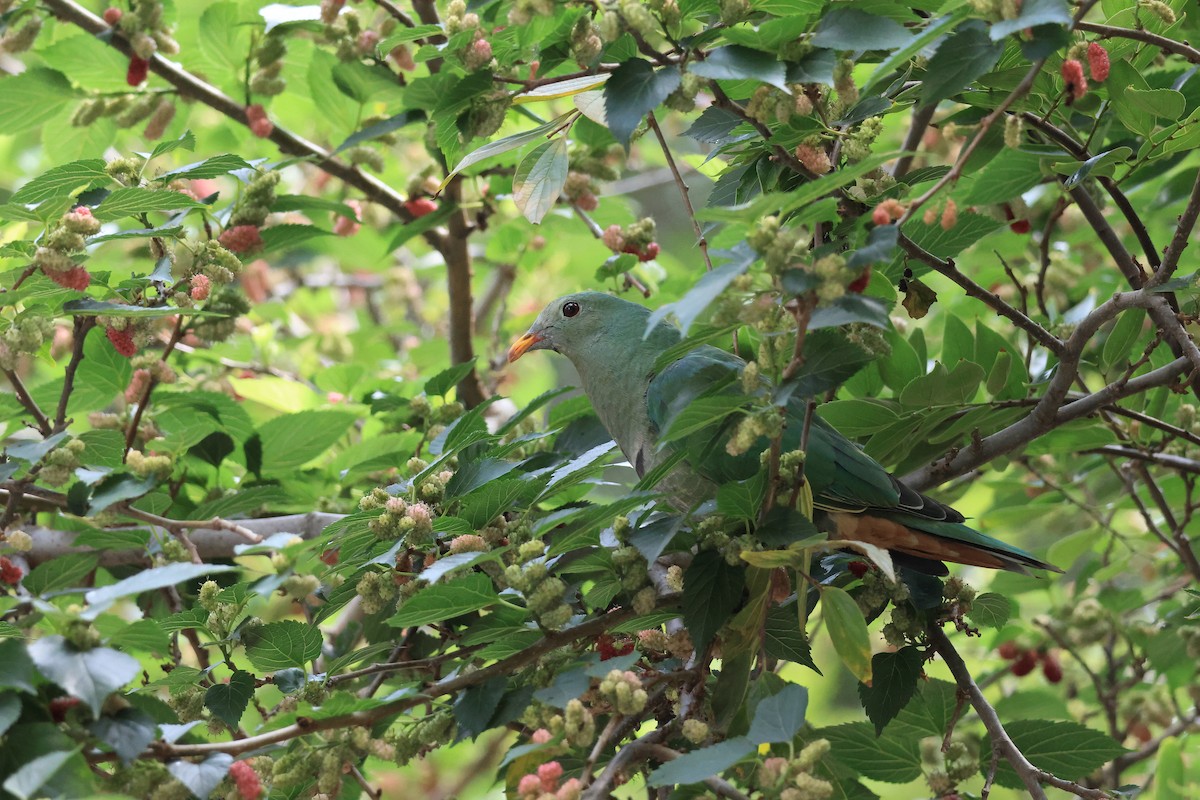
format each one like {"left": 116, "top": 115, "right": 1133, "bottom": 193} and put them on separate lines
{"left": 562, "top": 301, "right": 581, "bottom": 318}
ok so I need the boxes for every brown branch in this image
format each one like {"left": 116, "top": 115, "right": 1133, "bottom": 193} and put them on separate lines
{"left": 894, "top": 103, "right": 936, "bottom": 179}
{"left": 928, "top": 625, "right": 1116, "bottom": 800}
{"left": 1152, "top": 167, "right": 1200, "bottom": 286}
{"left": 1075, "top": 20, "right": 1200, "bottom": 64}
{"left": 142, "top": 604, "right": 648, "bottom": 759}
{"left": 124, "top": 315, "right": 186, "bottom": 459}
{"left": 646, "top": 112, "right": 714, "bottom": 272}
{"left": 3, "top": 368, "right": 52, "bottom": 436}
{"left": 898, "top": 237, "right": 1062, "bottom": 353}
{"left": 53, "top": 316, "right": 95, "bottom": 432}
{"left": 441, "top": 177, "right": 487, "bottom": 408}
{"left": 1085, "top": 446, "right": 1200, "bottom": 476}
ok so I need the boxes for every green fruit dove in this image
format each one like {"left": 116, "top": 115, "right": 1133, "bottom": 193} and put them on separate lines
{"left": 509, "top": 291, "right": 1058, "bottom": 576}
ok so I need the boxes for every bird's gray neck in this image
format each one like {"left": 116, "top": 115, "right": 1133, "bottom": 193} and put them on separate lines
{"left": 565, "top": 321, "right": 679, "bottom": 474}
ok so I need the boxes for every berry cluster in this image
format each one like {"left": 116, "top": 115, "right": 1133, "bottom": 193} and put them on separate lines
{"left": 34, "top": 206, "right": 100, "bottom": 291}
{"left": 754, "top": 739, "right": 834, "bottom": 800}
{"left": 516, "top": 761, "right": 582, "bottom": 800}
{"left": 921, "top": 734, "right": 979, "bottom": 798}
{"left": 601, "top": 218, "right": 660, "bottom": 262}
{"left": 250, "top": 33, "right": 287, "bottom": 97}
{"left": 0, "top": 316, "right": 55, "bottom": 372}
{"left": 504, "top": 539, "right": 572, "bottom": 630}
{"left": 998, "top": 641, "right": 1063, "bottom": 682}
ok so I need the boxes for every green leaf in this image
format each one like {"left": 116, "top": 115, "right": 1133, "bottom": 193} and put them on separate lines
{"left": 257, "top": 409, "right": 357, "bottom": 470}
{"left": 0, "top": 69, "right": 77, "bottom": 136}
{"left": 764, "top": 603, "right": 819, "bottom": 671}
{"left": 513, "top": 137, "right": 570, "bottom": 225}
{"left": 84, "top": 563, "right": 237, "bottom": 617}
{"left": 1124, "top": 90, "right": 1187, "bottom": 123}
{"left": 648, "top": 256, "right": 752, "bottom": 336}
{"left": 147, "top": 129, "right": 197, "bottom": 161}
{"left": 604, "top": 60, "right": 681, "bottom": 147}
{"left": 195, "top": 2, "right": 251, "bottom": 84}
{"left": 2, "top": 749, "right": 79, "bottom": 800}
{"left": 646, "top": 737, "right": 755, "bottom": 787}
{"left": 899, "top": 361, "right": 985, "bottom": 407}
{"left": 335, "top": 110, "right": 426, "bottom": 154}
{"left": 689, "top": 45, "right": 788, "bottom": 90}
{"left": 26, "top": 637, "right": 140, "bottom": 716}
{"left": 167, "top": 753, "right": 234, "bottom": 800}
{"left": 205, "top": 670, "right": 255, "bottom": 728}
{"left": 988, "top": 720, "right": 1126, "bottom": 789}
{"left": 106, "top": 619, "right": 171, "bottom": 656}
{"left": 155, "top": 153, "right": 253, "bottom": 182}
{"left": 1059, "top": 147, "right": 1133, "bottom": 190}
{"left": 388, "top": 573, "right": 500, "bottom": 627}
{"left": 748, "top": 683, "right": 808, "bottom": 744}
{"left": 10, "top": 159, "right": 107, "bottom": 205}
{"left": 60, "top": 298, "right": 222, "bottom": 318}
{"left": 781, "top": 330, "right": 873, "bottom": 399}
{"left": 920, "top": 20, "right": 1004, "bottom": 107}
{"left": 682, "top": 550, "right": 745, "bottom": 653}
{"left": 717, "top": 472, "right": 767, "bottom": 520}
{"left": 811, "top": 9, "right": 914, "bottom": 51}
{"left": 0, "top": 638, "right": 38, "bottom": 693}
{"left": 1101, "top": 309, "right": 1145, "bottom": 373}
{"left": 86, "top": 472, "right": 159, "bottom": 514}
{"left": 961, "top": 149, "right": 1045, "bottom": 206}
{"left": 89, "top": 709, "right": 157, "bottom": 765}
{"left": 243, "top": 621, "right": 322, "bottom": 672}
{"left": 23, "top": 553, "right": 99, "bottom": 596}
{"left": 93, "top": 188, "right": 204, "bottom": 221}
{"left": 443, "top": 112, "right": 575, "bottom": 184}
{"left": 815, "top": 400, "right": 898, "bottom": 437}
{"left": 822, "top": 586, "right": 872, "bottom": 683}
{"left": 967, "top": 592, "right": 1012, "bottom": 629}
{"left": 823, "top": 721, "right": 923, "bottom": 782}
{"left": 990, "top": 0, "right": 1071, "bottom": 40}
{"left": 0, "top": 694, "right": 19, "bottom": 737}
{"left": 260, "top": 223, "right": 333, "bottom": 253}
{"left": 858, "top": 647, "right": 923, "bottom": 734}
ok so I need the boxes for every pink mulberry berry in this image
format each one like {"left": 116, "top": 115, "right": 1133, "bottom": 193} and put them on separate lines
{"left": 219, "top": 225, "right": 263, "bottom": 254}
{"left": 333, "top": 199, "right": 362, "bottom": 237}
{"left": 1061, "top": 59, "right": 1087, "bottom": 102}
{"left": 102, "top": 7, "right": 122, "bottom": 25}
{"left": 1087, "top": 42, "right": 1109, "bottom": 81}
{"left": 601, "top": 224, "right": 625, "bottom": 252}
{"left": 229, "top": 761, "right": 262, "bottom": 800}
{"left": 190, "top": 274, "right": 211, "bottom": 301}
{"left": 794, "top": 142, "right": 832, "bottom": 175}
{"left": 125, "top": 368, "right": 152, "bottom": 404}
{"left": 106, "top": 327, "right": 137, "bottom": 357}
{"left": 246, "top": 104, "right": 274, "bottom": 138}
{"left": 517, "top": 774, "right": 541, "bottom": 797}
{"left": 538, "top": 761, "right": 564, "bottom": 792}
{"left": 940, "top": 199, "right": 958, "bottom": 231}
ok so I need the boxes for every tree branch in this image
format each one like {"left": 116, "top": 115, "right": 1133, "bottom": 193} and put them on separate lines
{"left": 928, "top": 624, "right": 1116, "bottom": 800}
{"left": 646, "top": 112, "right": 713, "bottom": 272}
{"left": 1075, "top": 20, "right": 1200, "bottom": 64}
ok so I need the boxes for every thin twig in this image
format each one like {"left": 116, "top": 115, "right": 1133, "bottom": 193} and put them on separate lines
{"left": 3, "top": 368, "right": 52, "bottom": 436}
{"left": 646, "top": 112, "right": 713, "bottom": 272}
{"left": 53, "top": 316, "right": 95, "bottom": 432}
{"left": 1075, "top": 20, "right": 1200, "bottom": 64}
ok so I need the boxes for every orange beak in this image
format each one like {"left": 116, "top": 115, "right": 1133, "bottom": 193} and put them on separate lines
{"left": 507, "top": 332, "right": 543, "bottom": 363}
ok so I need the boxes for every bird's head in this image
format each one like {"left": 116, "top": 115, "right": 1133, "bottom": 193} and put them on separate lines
{"left": 507, "top": 291, "right": 649, "bottom": 364}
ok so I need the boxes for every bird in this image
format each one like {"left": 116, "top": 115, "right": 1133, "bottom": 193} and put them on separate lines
{"left": 508, "top": 290, "right": 1057, "bottom": 576}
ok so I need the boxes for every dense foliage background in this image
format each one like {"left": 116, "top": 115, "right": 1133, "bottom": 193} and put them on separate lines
{"left": 1, "top": 0, "right": 1199, "bottom": 798}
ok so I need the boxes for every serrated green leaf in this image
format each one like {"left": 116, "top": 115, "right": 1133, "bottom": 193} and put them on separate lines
{"left": 604, "top": 60, "right": 680, "bottom": 147}
{"left": 858, "top": 647, "right": 923, "bottom": 734}
{"left": 243, "top": 621, "right": 322, "bottom": 671}
{"left": 682, "top": 550, "right": 745, "bottom": 653}
{"left": 988, "top": 720, "right": 1125, "bottom": 789}
{"left": 823, "top": 721, "right": 923, "bottom": 783}
{"left": 205, "top": 670, "right": 255, "bottom": 728}
{"left": 967, "top": 592, "right": 1011, "bottom": 629}
{"left": 10, "top": 160, "right": 107, "bottom": 205}
{"left": 93, "top": 188, "right": 204, "bottom": 221}
{"left": 27, "top": 638, "right": 139, "bottom": 716}
{"left": 388, "top": 573, "right": 500, "bottom": 627}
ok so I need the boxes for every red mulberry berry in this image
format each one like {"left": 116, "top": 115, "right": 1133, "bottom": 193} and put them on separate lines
{"left": 1061, "top": 59, "right": 1087, "bottom": 102}
{"left": 219, "top": 225, "right": 263, "bottom": 254}
{"left": 848, "top": 561, "right": 870, "bottom": 578}
{"left": 847, "top": 268, "right": 870, "bottom": 294}
{"left": 106, "top": 326, "right": 138, "bottom": 357}
{"left": 48, "top": 696, "right": 81, "bottom": 722}
{"left": 871, "top": 205, "right": 891, "bottom": 226}
{"left": 1087, "top": 42, "right": 1110, "bottom": 81}
{"left": 0, "top": 556, "right": 24, "bottom": 585}
{"left": 1041, "top": 652, "right": 1063, "bottom": 683}
{"left": 538, "top": 761, "right": 563, "bottom": 793}
{"left": 45, "top": 266, "right": 91, "bottom": 291}
{"left": 997, "top": 641, "right": 1019, "bottom": 660}
{"left": 1010, "top": 649, "right": 1038, "bottom": 676}
{"left": 126, "top": 56, "right": 149, "bottom": 87}
{"left": 333, "top": 199, "right": 362, "bottom": 237}
{"left": 320, "top": 548, "right": 340, "bottom": 565}
{"left": 102, "top": 7, "right": 122, "bottom": 25}
{"left": 638, "top": 242, "right": 660, "bottom": 262}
